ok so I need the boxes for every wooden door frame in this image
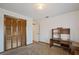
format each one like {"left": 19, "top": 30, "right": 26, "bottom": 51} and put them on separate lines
{"left": 24, "top": 20, "right": 27, "bottom": 46}
{"left": 4, "top": 15, "right": 6, "bottom": 51}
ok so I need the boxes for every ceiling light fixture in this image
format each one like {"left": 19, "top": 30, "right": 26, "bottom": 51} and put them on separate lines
{"left": 34, "top": 3, "right": 46, "bottom": 10}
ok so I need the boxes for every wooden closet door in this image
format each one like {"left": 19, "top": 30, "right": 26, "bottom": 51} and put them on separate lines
{"left": 11, "top": 19, "right": 17, "bottom": 48}
{"left": 4, "top": 16, "right": 12, "bottom": 50}
{"left": 4, "top": 15, "right": 26, "bottom": 50}
{"left": 17, "top": 21, "right": 22, "bottom": 47}
{"left": 21, "top": 20, "right": 26, "bottom": 46}
{"left": 17, "top": 19, "right": 26, "bottom": 46}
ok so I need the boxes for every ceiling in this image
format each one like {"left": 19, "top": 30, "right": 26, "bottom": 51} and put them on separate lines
{"left": 0, "top": 3, "right": 79, "bottom": 19}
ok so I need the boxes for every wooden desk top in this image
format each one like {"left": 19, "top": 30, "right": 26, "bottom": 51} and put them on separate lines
{"left": 72, "top": 41, "right": 79, "bottom": 47}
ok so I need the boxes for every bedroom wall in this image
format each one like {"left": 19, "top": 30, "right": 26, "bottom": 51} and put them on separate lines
{"left": 40, "top": 10, "right": 79, "bottom": 43}
{"left": 0, "top": 8, "right": 33, "bottom": 52}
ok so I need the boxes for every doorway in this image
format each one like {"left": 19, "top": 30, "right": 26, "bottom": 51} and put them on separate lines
{"left": 33, "top": 22, "right": 40, "bottom": 42}
{"left": 4, "top": 15, "right": 26, "bottom": 51}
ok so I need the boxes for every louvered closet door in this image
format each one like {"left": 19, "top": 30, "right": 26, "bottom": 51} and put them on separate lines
{"left": 17, "top": 20, "right": 22, "bottom": 47}
{"left": 11, "top": 19, "right": 17, "bottom": 48}
{"left": 21, "top": 20, "right": 26, "bottom": 46}
{"left": 4, "top": 15, "right": 26, "bottom": 50}
{"left": 4, "top": 16, "right": 12, "bottom": 50}
{"left": 17, "top": 19, "right": 26, "bottom": 46}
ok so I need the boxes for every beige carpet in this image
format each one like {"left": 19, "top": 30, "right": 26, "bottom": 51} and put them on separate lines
{"left": 0, "top": 42, "right": 69, "bottom": 55}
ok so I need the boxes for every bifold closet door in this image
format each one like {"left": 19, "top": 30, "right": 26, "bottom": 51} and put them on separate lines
{"left": 21, "top": 20, "right": 26, "bottom": 46}
{"left": 4, "top": 15, "right": 26, "bottom": 51}
{"left": 17, "top": 20, "right": 26, "bottom": 46}
{"left": 4, "top": 16, "right": 12, "bottom": 50}
{"left": 17, "top": 21, "right": 22, "bottom": 47}
{"left": 11, "top": 19, "right": 17, "bottom": 48}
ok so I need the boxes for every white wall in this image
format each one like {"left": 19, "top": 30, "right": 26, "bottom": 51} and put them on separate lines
{"left": 40, "top": 10, "right": 79, "bottom": 43}
{"left": 0, "top": 8, "right": 33, "bottom": 52}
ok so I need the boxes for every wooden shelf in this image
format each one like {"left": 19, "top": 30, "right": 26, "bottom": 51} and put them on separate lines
{"left": 50, "top": 27, "right": 70, "bottom": 49}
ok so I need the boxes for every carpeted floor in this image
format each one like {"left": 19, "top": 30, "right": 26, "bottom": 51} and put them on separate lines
{"left": 0, "top": 42, "right": 69, "bottom": 55}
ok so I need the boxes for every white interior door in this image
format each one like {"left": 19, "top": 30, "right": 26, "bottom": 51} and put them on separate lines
{"left": 33, "top": 24, "right": 40, "bottom": 42}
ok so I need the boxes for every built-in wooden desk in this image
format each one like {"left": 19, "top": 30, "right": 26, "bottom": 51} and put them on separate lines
{"left": 70, "top": 41, "right": 79, "bottom": 55}
{"left": 50, "top": 27, "right": 70, "bottom": 49}
{"left": 50, "top": 39, "right": 71, "bottom": 49}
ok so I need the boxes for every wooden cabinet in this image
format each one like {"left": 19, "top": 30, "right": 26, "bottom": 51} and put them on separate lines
{"left": 4, "top": 15, "right": 26, "bottom": 51}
